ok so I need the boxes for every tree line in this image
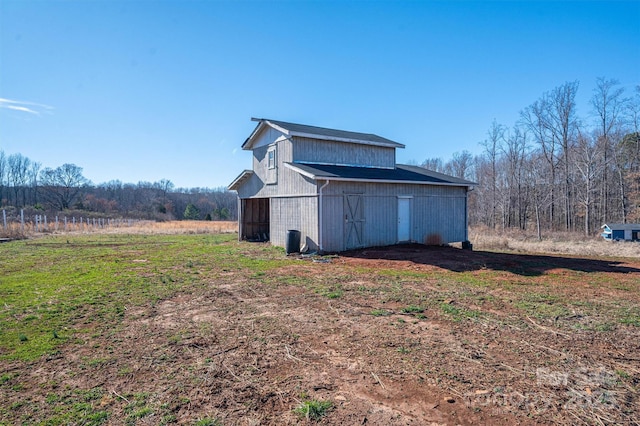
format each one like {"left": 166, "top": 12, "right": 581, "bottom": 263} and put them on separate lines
{"left": 0, "top": 154, "right": 237, "bottom": 221}
{"left": 421, "top": 78, "right": 640, "bottom": 238}
{"left": 4, "top": 77, "right": 638, "bottom": 236}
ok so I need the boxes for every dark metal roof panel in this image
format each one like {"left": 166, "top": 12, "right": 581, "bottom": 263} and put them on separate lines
{"left": 288, "top": 162, "right": 475, "bottom": 186}
{"left": 254, "top": 118, "right": 405, "bottom": 148}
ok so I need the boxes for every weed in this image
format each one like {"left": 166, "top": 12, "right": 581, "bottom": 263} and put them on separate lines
{"left": 293, "top": 399, "right": 333, "bottom": 421}
{"left": 400, "top": 305, "right": 424, "bottom": 314}
{"left": 594, "top": 322, "right": 616, "bottom": 332}
{"left": 439, "top": 302, "right": 480, "bottom": 321}
{"left": 619, "top": 314, "right": 640, "bottom": 327}
{"left": 315, "top": 283, "right": 344, "bottom": 299}
{"left": 0, "top": 373, "right": 15, "bottom": 384}
{"left": 161, "top": 414, "right": 178, "bottom": 424}
{"left": 118, "top": 366, "right": 133, "bottom": 376}
{"left": 127, "top": 406, "right": 153, "bottom": 423}
{"left": 370, "top": 309, "right": 391, "bottom": 317}
{"left": 194, "top": 418, "right": 222, "bottom": 426}
{"left": 616, "top": 370, "right": 630, "bottom": 379}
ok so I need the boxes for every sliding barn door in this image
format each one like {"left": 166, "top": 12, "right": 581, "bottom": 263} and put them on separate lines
{"left": 344, "top": 194, "right": 364, "bottom": 250}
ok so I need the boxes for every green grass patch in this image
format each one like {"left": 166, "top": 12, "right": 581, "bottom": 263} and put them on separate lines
{"left": 0, "top": 234, "right": 291, "bottom": 361}
{"left": 400, "top": 305, "right": 424, "bottom": 314}
{"left": 314, "top": 283, "right": 344, "bottom": 299}
{"left": 513, "top": 293, "right": 571, "bottom": 320}
{"left": 439, "top": 302, "right": 481, "bottom": 321}
{"left": 293, "top": 398, "right": 333, "bottom": 421}
{"left": 193, "top": 418, "right": 222, "bottom": 426}
{"left": 40, "top": 387, "right": 108, "bottom": 425}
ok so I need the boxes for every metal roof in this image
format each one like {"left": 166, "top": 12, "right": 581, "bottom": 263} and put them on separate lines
{"left": 243, "top": 118, "right": 405, "bottom": 149}
{"left": 285, "top": 162, "right": 476, "bottom": 187}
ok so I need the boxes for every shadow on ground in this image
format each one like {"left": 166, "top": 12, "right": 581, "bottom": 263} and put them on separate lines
{"left": 340, "top": 243, "right": 640, "bottom": 276}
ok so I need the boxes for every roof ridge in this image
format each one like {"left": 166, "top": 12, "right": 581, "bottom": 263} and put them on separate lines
{"left": 264, "top": 118, "right": 380, "bottom": 138}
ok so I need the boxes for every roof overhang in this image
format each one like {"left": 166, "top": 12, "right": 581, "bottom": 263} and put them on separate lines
{"left": 228, "top": 170, "right": 253, "bottom": 191}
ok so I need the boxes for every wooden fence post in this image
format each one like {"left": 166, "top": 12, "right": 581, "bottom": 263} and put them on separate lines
{"left": 2, "top": 209, "right": 6, "bottom": 230}
{"left": 21, "top": 209, "right": 24, "bottom": 232}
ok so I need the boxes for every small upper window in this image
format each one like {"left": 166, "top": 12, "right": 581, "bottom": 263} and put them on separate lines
{"left": 267, "top": 147, "right": 276, "bottom": 169}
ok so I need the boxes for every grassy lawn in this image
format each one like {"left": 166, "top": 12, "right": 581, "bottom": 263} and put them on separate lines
{"left": 0, "top": 234, "right": 289, "bottom": 362}
{"left": 1, "top": 233, "right": 638, "bottom": 425}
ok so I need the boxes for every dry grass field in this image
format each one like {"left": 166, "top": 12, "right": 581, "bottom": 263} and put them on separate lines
{"left": 471, "top": 226, "right": 640, "bottom": 259}
{"left": 0, "top": 220, "right": 238, "bottom": 239}
{"left": 101, "top": 220, "right": 239, "bottom": 235}
{"left": 1, "top": 223, "right": 638, "bottom": 425}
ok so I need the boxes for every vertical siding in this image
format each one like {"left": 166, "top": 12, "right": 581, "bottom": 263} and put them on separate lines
{"left": 319, "top": 189, "right": 344, "bottom": 252}
{"left": 320, "top": 182, "right": 468, "bottom": 252}
{"left": 293, "top": 137, "right": 396, "bottom": 168}
{"left": 271, "top": 196, "right": 319, "bottom": 251}
{"left": 238, "top": 138, "right": 316, "bottom": 198}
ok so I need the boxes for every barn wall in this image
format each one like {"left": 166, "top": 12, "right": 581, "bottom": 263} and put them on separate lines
{"left": 293, "top": 137, "right": 396, "bottom": 168}
{"left": 320, "top": 181, "right": 468, "bottom": 252}
{"left": 270, "top": 196, "right": 319, "bottom": 251}
{"left": 237, "top": 136, "right": 316, "bottom": 199}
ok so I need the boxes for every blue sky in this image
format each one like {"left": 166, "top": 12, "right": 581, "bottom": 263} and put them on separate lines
{"left": 1, "top": 1, "right": 639, "bottom": 189}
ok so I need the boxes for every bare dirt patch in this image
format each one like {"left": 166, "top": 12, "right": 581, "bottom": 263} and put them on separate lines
{"left": 3, "top": 242, "right": 639, "bottom": 425}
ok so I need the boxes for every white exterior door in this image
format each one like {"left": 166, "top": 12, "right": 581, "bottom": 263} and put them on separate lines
{"left": 398, "top": 197, "right": 411, "bottom": 242}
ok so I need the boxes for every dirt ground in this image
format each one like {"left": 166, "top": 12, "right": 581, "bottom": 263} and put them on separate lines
{"left": 3, "top": 243, "right": 640, "bottom": 425}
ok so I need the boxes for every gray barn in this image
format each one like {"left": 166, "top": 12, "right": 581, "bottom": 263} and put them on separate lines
{"left": 228, "top": 118, "right": 475, "bottom": 253}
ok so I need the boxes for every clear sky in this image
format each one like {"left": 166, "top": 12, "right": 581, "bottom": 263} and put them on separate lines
{"left": 1, "top": 1, "right": 639, "bottom": 189}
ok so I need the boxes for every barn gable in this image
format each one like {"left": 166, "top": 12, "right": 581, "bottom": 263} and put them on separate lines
{"left": 229, "top": 118, "right": 475, "bottom": 253}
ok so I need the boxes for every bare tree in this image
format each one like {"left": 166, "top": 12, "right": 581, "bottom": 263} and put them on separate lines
{"left": 448, "top": 150, "right": 474, "bottom": 180}
{"left": 520, "top": 81, "right": 579, "bottom": 231}
{"left": 549, "top": 81, "right": 579, "bottom": 231}
{"left": 525, "top": 153, "right": 553, "bottom": 240}
{"left": 40, "top": 163, "right": 90, "bottom": 210}
{"left": 574, "top": 131, "right": 604, "bottom": 236}
{"left": 480, "top": 120, "right": 506, "bottom": 228}
{"left": 0, "top": 150, "right": 5, "bottom": 206}
{"left": 420, "top": 157, "right": 444, "bottom": 173}
{"left": 29, "top": 161, "right": 42, "bottom": 206}
{"left": 7, "top": 153, "right": 31, "bottom": 207}
{"left": 591, "top": 77, "right": 628, "bottom": 223}
{"left": 622, "top": 86, "right": 640, "bottom": 221}
{"left": 521, "top": 96, "right": 559, "bottom": 230}
{"left": 502, "top": 126, "right": 529, "bottom": 229}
